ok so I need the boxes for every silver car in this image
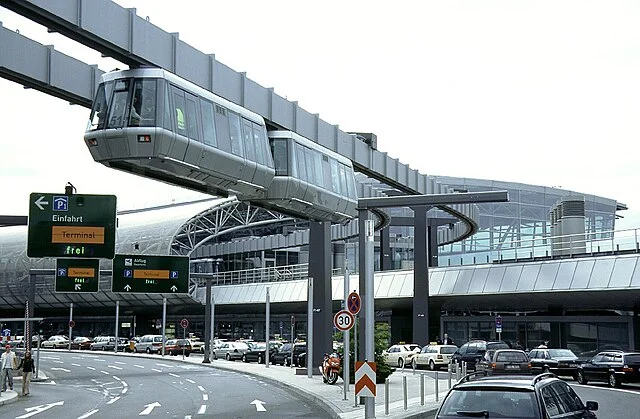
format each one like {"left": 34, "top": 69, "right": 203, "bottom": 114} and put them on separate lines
{"left": 42, "top": 335, "right": 70, "bottom": 349}
{"left": 213, "top": 341, "right": 250, "bottom": 361}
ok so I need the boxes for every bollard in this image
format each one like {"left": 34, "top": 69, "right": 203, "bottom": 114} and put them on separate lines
{"left": 456, "top": 362, "right": 460, "bottom": 381}
{"left": 463, "top": 361, "right": 467, "bottom": 377}
{"left": 412, "top": 359, "right": 416, "bottom": 375}
{"left": 448, "top": 363, "right": 452, "bottom": 388}
{"left": 403, "top": 375, "right": 408, "bottom": 411}
{"left": 435, "top": 371, "right": 439, "bottom": 402}
{"left": 385, "top": 378, "right": 390, "bottom": 415}
{"left": 420, "top": 373, "right": 425, "bottom": 405}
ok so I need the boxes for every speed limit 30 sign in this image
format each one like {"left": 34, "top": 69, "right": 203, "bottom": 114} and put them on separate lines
{"left": 334, "top": 309, "right": 355, "bottom": 331}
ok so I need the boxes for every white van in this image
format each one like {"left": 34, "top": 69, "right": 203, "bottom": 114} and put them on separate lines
{"left": 135, "top": 335, "right": 164, "bottom": 354}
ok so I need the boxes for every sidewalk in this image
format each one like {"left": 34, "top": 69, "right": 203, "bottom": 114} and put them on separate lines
{"left": 57, "top": 350, "right": 448, "bottom": 418}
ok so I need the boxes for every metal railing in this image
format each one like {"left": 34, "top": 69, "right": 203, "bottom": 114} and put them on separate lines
{"left": 190, "top": 263, "right": 342, "bottom": 287}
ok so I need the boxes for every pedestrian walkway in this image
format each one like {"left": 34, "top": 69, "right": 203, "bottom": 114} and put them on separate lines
{"left": 41, "top": 350, "right": 448, "bottom": 418}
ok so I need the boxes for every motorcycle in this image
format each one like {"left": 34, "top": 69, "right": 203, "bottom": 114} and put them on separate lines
{"left": 320, "top": 352, "right": 341, "bottom": 384}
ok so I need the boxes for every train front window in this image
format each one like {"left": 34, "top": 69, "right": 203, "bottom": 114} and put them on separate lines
{"left": 87, "top": 82, "right": 111, "bottom": 131}
{"left": 129, "top": 79, "right": 157, "bottom": 127}
{"left": 271, "top": 139, "right": 288, "bottom": 176}
{"left": 107, "top": 79, "right": 130, "bottom": 129}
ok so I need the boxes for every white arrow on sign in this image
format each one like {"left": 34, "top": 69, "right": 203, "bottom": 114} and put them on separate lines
{"left": 51, "top": 367, "right": 70, "bottom": 372}
{"left": 75, "top": 284, "right": 82, "bottom": 291}
{"left": 139, "top": 402, "right": 161, "bottom": 416}
{"left": 170, "top": 285, "right": 177, "bottom": 292}
{"left": 124, "top": 284, "right": 132, "bottom": 291}
{"left": 250, "top": 400, "right": 267, "bottom": 412}
{"left": 17, "top": 401, "right": 64, "bottom": 419}
{"left": 34, "top": 196, "right": 49, "bottom": 211}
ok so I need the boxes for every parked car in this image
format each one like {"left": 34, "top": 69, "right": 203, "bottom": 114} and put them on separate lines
{"left": 291, "top": 342, "right": 307, "bottom": 367}
{"left": 135, "top": 335, "right": 164, "bottom": 354}
{"left": 213, "top": 341, "right": 249, "bottom": 361}
{"left": 451, "top": 340, "right": 510, "bottom": 371}
{"left": 241, "top": 342, "right": 281, "bottom": 363}
{"left": 528, "top": 348, "right": 580, "bottom": 377}
{"left": 165, "top": 339, "right": 192, "bottom": 356}
{"left": 476, "top": 349, "right": 531, "bottom": 375}
{"left": 70, "top": 336, "right": 94, "bottom": 350}
{"left": 188, "top": 338, "right": 204, "bottom": 354}
{"left": 90, "top": 336, "right": 116, "bottom": 351}
{"left": 42, "top": 335, "right": 70, "bottom": 349}
{"left": 383, "top": 344, "right": 421, "bottom": 368}
{"left": 412, "top": 344, "right": 458, "bottom": 370}
{"left": 576, "top": 351, "right": 640, "bottom": 388}
{"left": 435, "top": 373, "right": 598, "bottom": 418}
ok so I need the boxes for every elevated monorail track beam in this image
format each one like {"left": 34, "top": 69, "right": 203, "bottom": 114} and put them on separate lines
{"left": 0, "top": 21, "right": 99, "bottom": 107}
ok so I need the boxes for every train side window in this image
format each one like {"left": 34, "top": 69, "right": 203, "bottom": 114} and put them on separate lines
{"left": 271, "top": 139, "right": 288, "bottom": 176}
{"left": 162, "top": 83, "right": 173, "bottom": 131}
{"left": 322, "top": 156, "right": 332, "bottom": 189}
{"left": 303, "top": 147, "right": 316, "bottom": 185}
{"left": 312, "top": 150, "right": 324, "bottom": 188}
{"left": 200, "top": 99, "right": 217, "bottom": 146}
{"left": 88, "top": 82, "right": 109, "bottom": 131}
{"left": 171, "top": 86, "right": 187, "bottom": 136}
{"left": 295, "top": 143, "right": 307, "bottom": 182}
{"left": 330, "top": 159, "right": 342, "bottom": 194}
{"left": 107, "top": 79, "right": 130, "bottom": 129}
{"left": 228, "top": 112, "right": 244, "bottom": 157}
{"left": 241, "top": 119, "right": 256, "bottom": 162}
{"left": 255, "top": 124, "right": 274, "bottom": 168}
{"left": 339, "top": 164, "right": 348, "bottom": 197}
{"left": 214, "top": 105, "right": 231, "bottom": 152}
{"left": 185, "top": 94, "right": 199, "bottom": 140}
{"left": 252, "top": 123, "right": 269, "bottom": 166}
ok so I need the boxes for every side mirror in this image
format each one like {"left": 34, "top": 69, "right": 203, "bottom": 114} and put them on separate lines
{"left": 586, "top": 401, "right": 598, "bottom": 411}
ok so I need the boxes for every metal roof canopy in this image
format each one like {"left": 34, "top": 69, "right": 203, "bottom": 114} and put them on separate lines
{"left": 357, "top": 190, "right": 509, "bottom": 351}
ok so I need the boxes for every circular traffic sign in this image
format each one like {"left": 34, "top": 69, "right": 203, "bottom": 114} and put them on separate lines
{"left": 333, "top": 309, "right": 355, "bottom": 331}
{"left": 180, "top": 318, "right": 189, "bottom": 329}
{"left": 347, "top": 292, "right": 361, "bottom": 315}
{"left": 69, "top": 320, "right": 75, "bottom": 328}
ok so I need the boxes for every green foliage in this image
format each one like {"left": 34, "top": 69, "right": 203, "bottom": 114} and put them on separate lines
{"left": 333, "top": 320, "right": 394, "bottom": 384}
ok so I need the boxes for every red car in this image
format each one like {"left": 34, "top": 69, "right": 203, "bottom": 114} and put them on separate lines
{"left": 71, "top": 337, "right": 94, "bottom": 350}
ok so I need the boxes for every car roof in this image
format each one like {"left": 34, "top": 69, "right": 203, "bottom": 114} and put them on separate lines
{"left": 454, "top": 373, "right": 558, "bottom": 391}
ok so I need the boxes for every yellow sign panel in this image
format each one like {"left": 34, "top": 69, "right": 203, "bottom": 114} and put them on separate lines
{"left": 68, "top": 268, "right": 95, "bottom": 277}
{"left": 51, "top": 226, "right": 105, "bottom": 244}
{"left": 133, "top": 269, "right": 170, "bottom": 279}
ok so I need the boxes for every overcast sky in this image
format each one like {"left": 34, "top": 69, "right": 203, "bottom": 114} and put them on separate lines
{"left": 1, "top": 0, "right": 639, "bottom": 230}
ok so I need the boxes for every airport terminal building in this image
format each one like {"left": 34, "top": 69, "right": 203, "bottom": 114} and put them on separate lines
{"left": 2, "top": 175, "right": 638, "bottom": 355}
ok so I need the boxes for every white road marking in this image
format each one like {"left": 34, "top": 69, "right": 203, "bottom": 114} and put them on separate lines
{"left": 202, "top": 394, "right": 208, "bottom": 401}
{"left": 186, "top": 379, "right": 195, "bottom": 384}
{"left": 139, "top": 402, "right": 161, "bottom": 415}
{"left": 16, "top": 401, "right": 64, "bottom": 419}
{"left": 107, "top": 397, "right": 121, "bottom": 405}
{"left": 198, "top": 386, "right": 205, "bottom": 392}
{"left": 122, "top": 382, "right": 128, "bottom": 387}
{"left": 156, "top": 363, "right": 172, "bottom": 368}
{"left": 52, "top": 360, "right": 64, "bottom": 364}
{"left": 100, "top": 370, "right": 110, "bottom": 375}
{"left": 113, "top": 376, "right": 121, "bottom": 381}
{"left": 250, "top": 400, "right": 267, "bottom": 412}
{"left": 134, "top": 365, "right": 145, "bottom": 368}
{"left": 94, "top": 359, "right": 106, "bottom": 362}
{"left": 121, "top": 388, "right": 128, "bottom": 394}
{"left": 115, "top": 361, "right": 126, "bottom": 365}
{"left": 108, "top": 365, "right": 123, "bottom": 370}
{"left": 106, "top": 387, "right": 122, "bottom": 391}
{"left": 87, "top": 367, "right": 96, "bottom": 371}
{"left": 72, "top": 363, "right": 81, "bottom": 367}
{"left": 169, "top": 373, "right": 180, "bottom": 378}
{"left": 152, "top": 368, "right": 162, "bottom": 373}
{"left": 197, "top": 405, "right": 206, "bottom": 415}
{"left": 77, "top": 408, "right": 100, "bottom": 419}
{"left": 42, "top": 356, "right": 61, "bottom": 360}
{"left": 51, "top": 367, "right": 70, "bottom": 372}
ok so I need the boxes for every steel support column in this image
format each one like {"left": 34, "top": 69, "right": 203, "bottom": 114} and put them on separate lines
{"left": 380, "top": 226, "right": 392, "bottom": 271}
{"left": 412, "top": 206, "right": 429, "bottom": 343}
{"left": 309, "top": 221, "right": 332, "bottom": 370}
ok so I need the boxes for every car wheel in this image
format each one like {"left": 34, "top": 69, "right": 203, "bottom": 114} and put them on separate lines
{"left": 258, "top": 355, "right": 263, "bottom": 364}
{"left": 576, "top": 370, "right": 587, "bottom": 385}
{"left": 146, "top": 347, "right": 151, "bottom": 354}
{"left": 226, "top": 353, "right": 231, "bottom": 361}
{"left": 242, "top": 354, "right": 247, "bottom": 362}
{"left": 398, "top": 358, "right": 404, "bottom": 368}
{"left": 429, "top": 360, "right": 436, "bottom": 371}
{"left": 608, "top": 372, "right": 620, "bottom": 388}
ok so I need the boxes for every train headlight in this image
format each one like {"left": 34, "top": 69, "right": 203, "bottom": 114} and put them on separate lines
{"left": 87, "top": 138, "right": 98, "bottom": 146}
{"left": 138, "top": 134, "right": 152, "bottom": 143}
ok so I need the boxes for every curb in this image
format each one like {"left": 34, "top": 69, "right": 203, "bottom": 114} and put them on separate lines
{"left": 0, "top": 390, "right": 19, "bottom": 407}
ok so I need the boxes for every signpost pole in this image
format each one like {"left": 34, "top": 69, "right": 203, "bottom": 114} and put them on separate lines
{"left": 211, "top": 292, "right": 215, "bottom": 362}
{"left": 343, "top": 269, "right": 350, "bottom": 400}
{"left": 290, "top": 316, "right": 294, "bottom": 344}
{"left": 68, "top": 302, "right": 73, "bottom": 351}
{"left": 364, "top": 219, "right": 375, "bottom": 418}
{"left": 265, "top": 287, "right": 270, "bottom": 369}
{"left": 203, "top": 277, "right": 212, "bottom": 364}
{"left": 114, "top": 300, "right": 119, "bottom": 353}
{"left": 307, "top": 277, "right": 313, "bottom": 378}
{"left": 161, "top": 298, "right": 167, "bottom": 356}
{"left": 182, "top": 324, "right": 186, "bottom": 360}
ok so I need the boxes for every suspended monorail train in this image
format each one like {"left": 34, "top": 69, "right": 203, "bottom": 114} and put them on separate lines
{"left": 84, "top": 68, "right": 357, "bottom": 223}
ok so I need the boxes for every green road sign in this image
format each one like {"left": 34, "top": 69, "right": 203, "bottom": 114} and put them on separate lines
{"left": 112, "top": 254, "right": 190, "bottom": 294}
{"left": 55, "top": 259, "right": 100, "bottom": 293}
{"left": 27, "top": 193, "right": 117, "bottom": 258}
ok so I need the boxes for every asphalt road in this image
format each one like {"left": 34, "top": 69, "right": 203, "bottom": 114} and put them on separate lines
{"left": 2, "top": 351, "right": 330, "bottom": 418}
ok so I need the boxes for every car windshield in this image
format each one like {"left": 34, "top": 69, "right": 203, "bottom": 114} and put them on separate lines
{"left": 548, "top": 349, "right": 576, "bottom": 358}
{"left": 625, "top": 354, "right": 640, "bottom": 364}
{"left": 439, "top": 389, "right": 537, "bottom": 418}
{"left": 441, "top": 346, "right": 457, "bottom": 354}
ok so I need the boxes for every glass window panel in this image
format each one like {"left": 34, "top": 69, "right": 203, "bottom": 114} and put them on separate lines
{"left": 520, "top": 190, "right": 545, "bottom": 204}
{"left": 399, "top": 273, "right": 413, "bottom": 296}
{"left": 429, "top": 270, "right": 445, "bottom": 295}
{"left": 439, "top": 269, "right": 459, "bottom": 294}
{"left": 630, "top": 258, "right": 640, "bottom": 287}
{"left": 171, "top": 87, "right": 187, "bottom": 136}
{"left": 339, "top": 164, "right": 349, "bottom": 196}
{"left": 214, "top": 105, "right": 231, "bottom": 152}
{"left": 295, "top": 144, "right": 307, "bottom": 182}
{"left": 162, "top": 82, "right": 172, "bottom": 131}
{"left": 571, "top": 260, "right": 594, "bottom": 289}
{"left": 199, "top": 99, "right": 217, "bottom": 146}
{"left": 387, "top": 272, "right": 407, "bottom": 296}
{"left": 226, "top": 112, "right": 243, "bottom": 156}
{"left": 242, "top": 119, "right": 255, "bottom": 161}
{"left": 185, "top": 95, "right": 199, "bottom": 140}
{"left": 500, "top": 265, "right": 523, "bottom": 292}
{"left": 322, "top": 156, "right": 332, "bottom": 189}
{"left": 609, "top": 257, "right": 636, "bottom": 288}
{"left": 304, "top": 147, "right": 316, "bottom": 184}
{"left": 254, "top": 124, "right": 273, "bottom": 168}
{"left": 251, "top": 123, "right": 265, "bottom": 164}
{"left": 588, "top": 258, "right": 615, "bottom": 288}
{"left": 468, "top": 268, "right": 489, "bottom": 293}
{"left": 88, "top": 82, "right": 108, "bottom": 131}
{"left": 107, "top": 79, "right": 130, "bottom": 129}
{"left": 516, "top": 264, "right": 541, "bottom": 291}
{"left": 554, "top": 260, "right": 577, "bottom": 289}
{"left": 271, "top": 139, "right": 288, "bottom": 176}
{"left": 311, "top": 150, "right": 323, "bottom": 188}
{"left": 484, "top": 266, "right": 506, "bottom": 292}
{"left": 330, "top": 159, "right": 341, "bottom": 194}
{"left": 452, "top": 269, "right": 474, "bottom": 294}
{"left": 376, "top": 274, "right": 394, "bottom": 298}
{"left": 534, "top": 262, "right": 560, "bottom": 290}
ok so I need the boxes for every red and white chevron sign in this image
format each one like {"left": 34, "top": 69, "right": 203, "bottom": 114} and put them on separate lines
{"left": 355, "top": 361, "right": 376, "bottom": 397}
